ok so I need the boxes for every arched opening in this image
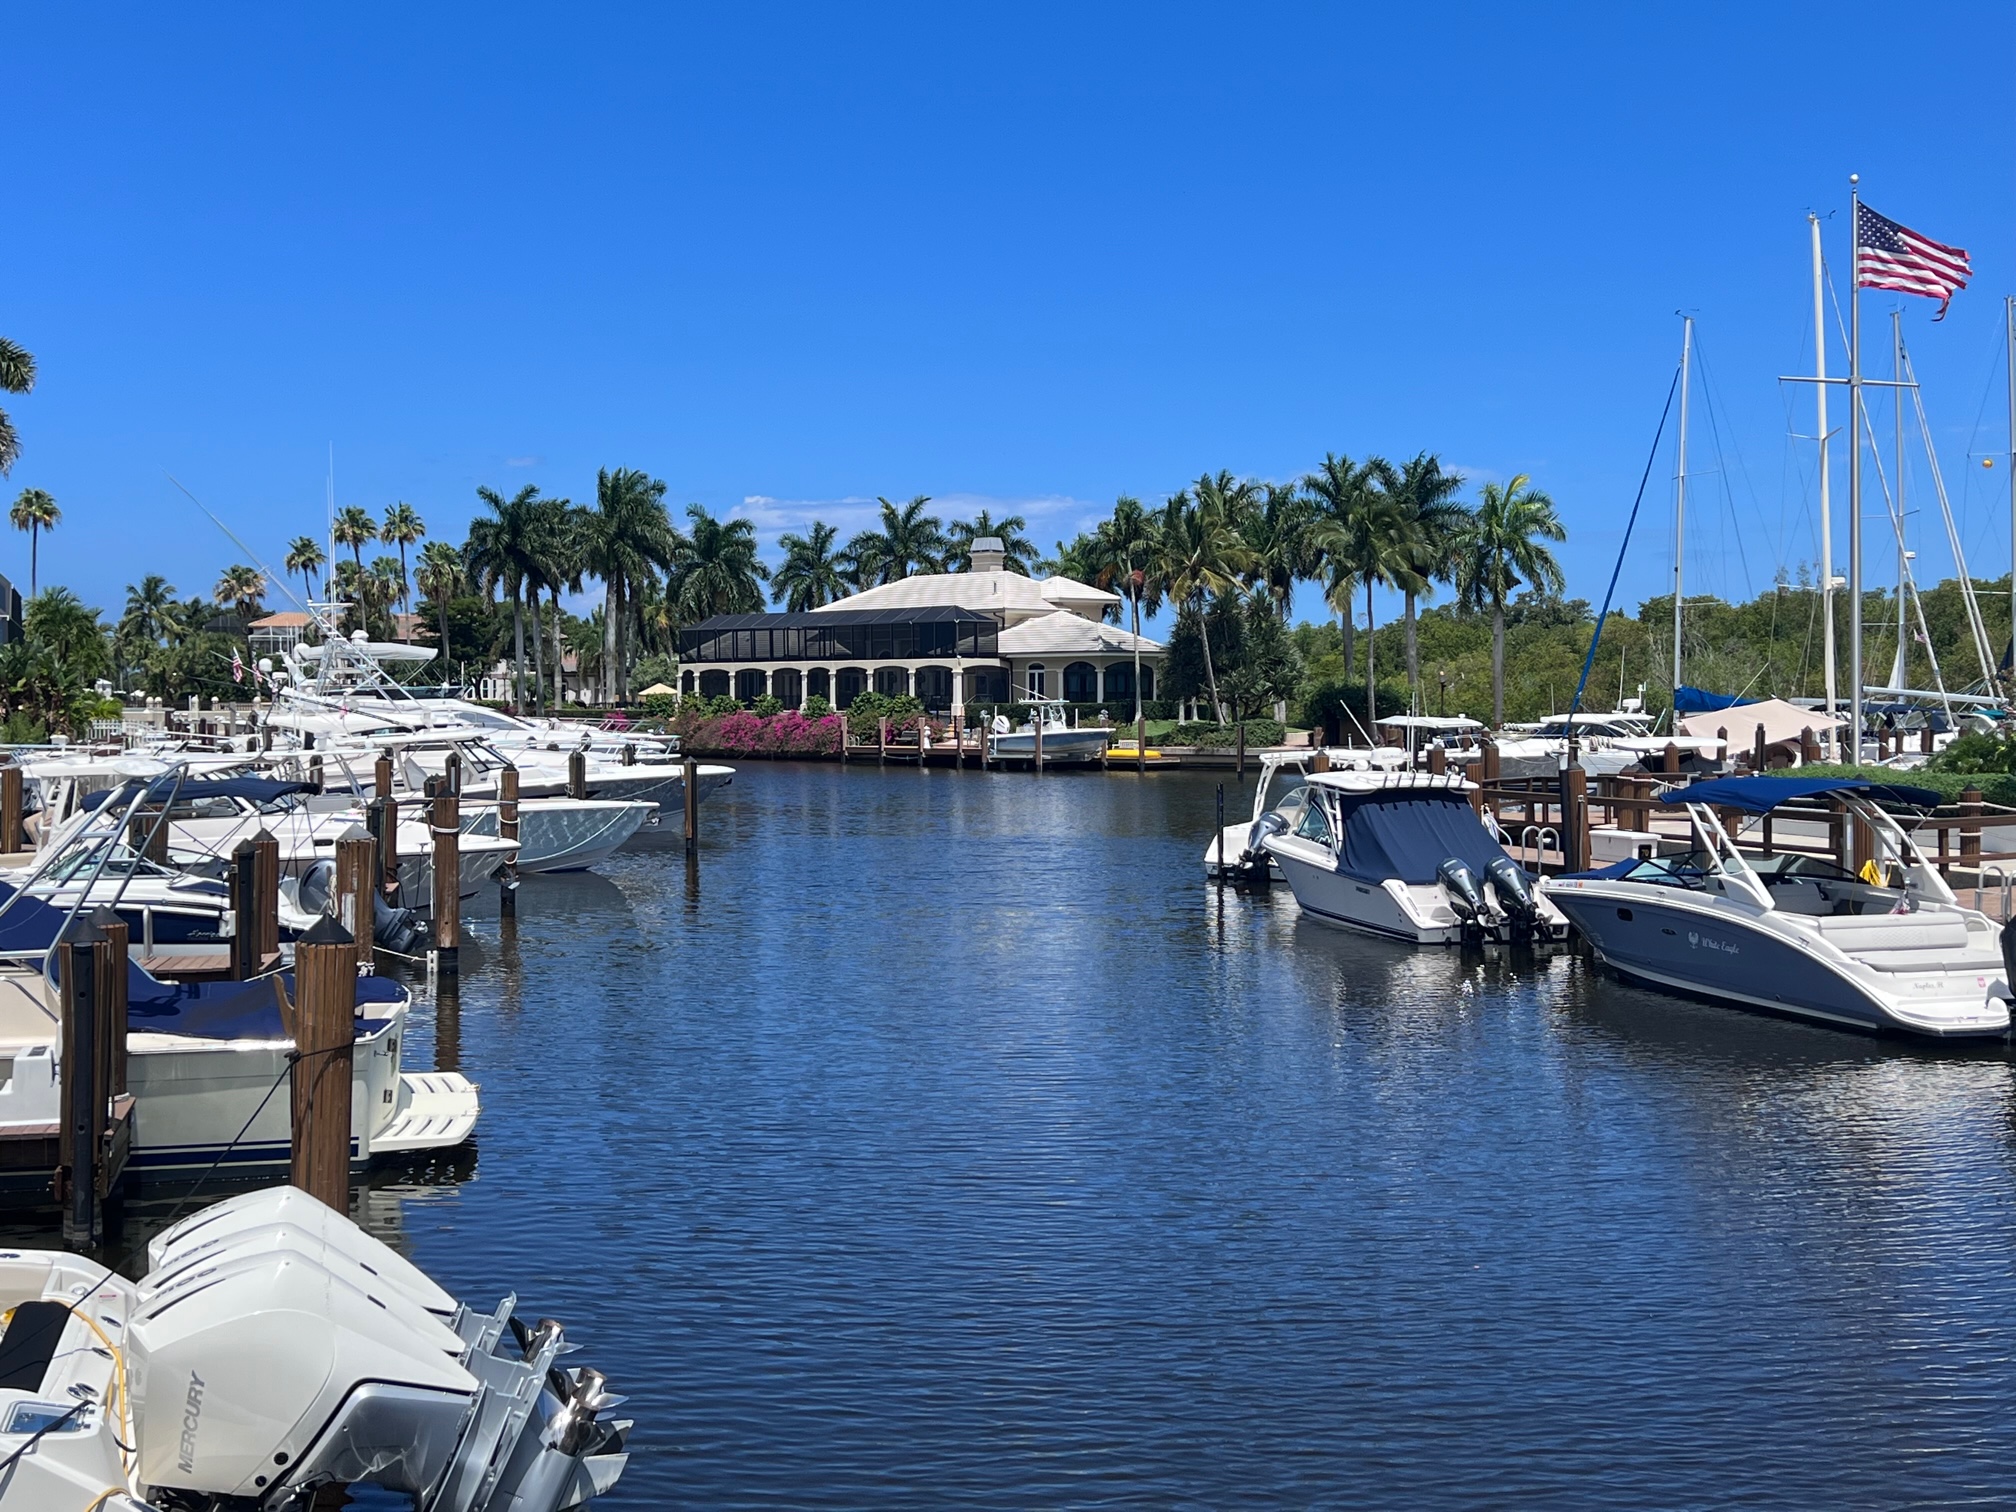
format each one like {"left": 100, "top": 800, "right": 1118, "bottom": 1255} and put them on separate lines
{"left": 1063, "top": 662, "right": 1098, "bottom": 703}
{"left": 965, "top": 666, "right": 1008, "bottom": 704}
{"left": 679, "top": 670, "right": 695, "bottom": 696}
{"left": 698, "top": 670, "right": 730, "bottom": 699}
{"left": 1140, "top": 664, "right": 1155, "bottom": 701}
{"left": 874, "top": 666, "right": 910, "bottom": 697}
{"left": 1023, "top": 663, "right": 1047, "bottom": 699}
{"left": 913, "top": 665, "right": 953, "bottom": 711}
{"left": 808, "top": 667, "right": 831, "bottom": 703}
{"left": 772, "top": 668, "right": 803, "bottom": 709}
{"left": 1104, "top": 661, "right": 1135, "bottom": 708}
{"left": 734, "top": 668, "right": 768, "bottom": 704}
{"left": 836, "top": 668, "right": 867, "bottom": 709}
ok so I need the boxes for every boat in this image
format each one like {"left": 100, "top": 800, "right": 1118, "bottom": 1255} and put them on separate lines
{"left": 1537, "top": 775, "right": 2012, "bottom": 1038}
{"left": 1203, "top": 748, "right": 1410, "bottom": 879}
{"left": 0, "top": 1185, "right": 628, "bottom": 1511}
{"left": 1259, "top": 770, "right": 1570, "bottom": 945}
{"left": 988, "top": 699, "right": 1113, "bottom": 762}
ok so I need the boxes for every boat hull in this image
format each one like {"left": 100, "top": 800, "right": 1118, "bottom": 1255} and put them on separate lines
{"left": 1266, "top": 844, "right": 1464, "bottom": 944}
{"left": 989, "top": 731, "right": 1112, "bottom": 761}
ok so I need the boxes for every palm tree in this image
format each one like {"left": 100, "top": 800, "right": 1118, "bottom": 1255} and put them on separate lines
{"left": 668, "top": 505, "right": 769, "bottom": 623}
{"left": 379, "top": 502, "right": 426, "bottom": 623}
{"left": 529, "top": 499, "right": 586, "bottom": 710}
{"left": 9, "top": 488, "right": 59, "bottom": 597}
{"left": 1302, "top": 453, "right": 1392, "bottom": 679}
{"left": 214, "top": 565, "right": 268, "bottom": 623}
{"left": 1038, "top": 533, "right": 1107, "bottom": 599}
{"left": 1088, "top": 495, "right": 1164, "bottom": 726}
{"left": 945, "top": 510, "right": 1038, "bottom": 573}
{"left": 0, "top": 339, "right": 33, "bottom": 477}
{"left": 1246, "top": 482, "right": 1315, "bottom": 619}
{"left": 466, "top": 484, "right": 545, "bottom": 711}
{"left": 1454, "top": 474, "right": 1566, "bottom": 726}
{"left": 583, "top": 468, "right": 678, "bottom": 702}
{"left": 284, "top": 535, "right": 327, "bottom": 604}
{"left": 1310, "top": 481, "right": 1420, "bottom": 737}
{"left": 414, "top": 540, "right": 464, "bottom": 659}
{"left": 369, "top": 557, "right": 406, "bottom": 627}
{"left": 1388, "top": 454, "right": 1471, "bottom": 708}
{"left": 773, "top": 521, "right": 846, "bottom": 611}
{"left": 1157, "top": 475, "right": 1257, "bottom": 722}
{"left": 120, "top": 575, "right": 180, "bottom": 645}
{"left": 852, "top": 496, "right": 947, "bottom": 584}
{"left": 332, "top": 505, "right": 376, "bottom": 572}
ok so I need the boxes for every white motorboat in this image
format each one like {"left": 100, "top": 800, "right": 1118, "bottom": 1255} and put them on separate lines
{"left": 1260, "top": 770, "right": 1569, "bottom": 945}
{"left": 0, "top": 1186, "right": 628, "bottom": 1511}
{"left": 1204, "top": 748, "right": 1410, "bottom": 879}
{"left": 1539, "top": 775, "right": 2013, "bottom": 1039}
{"left": 988, "top": 699, "right": 1113, "bottom": 762}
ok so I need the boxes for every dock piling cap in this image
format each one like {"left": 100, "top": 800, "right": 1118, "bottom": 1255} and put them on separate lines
{"left": 300, "top": 913, "right": 355, "bottom": 947}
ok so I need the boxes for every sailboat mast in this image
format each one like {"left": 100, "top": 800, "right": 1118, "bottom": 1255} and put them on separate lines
{"left": 1891, "top": 309, "right": 1909, "bottom": 691}
{"left": 1849, "top": 175, "right": 1865, "bottom": 767}
{"left": 1810, "top": 213, "right": 1837, "bottom": 754}
{"left": 1672, "top": 314, "right": 1693, "bottom": 699}
{"left": 2008, "top": 295, "right": 2015, "bottom": 690}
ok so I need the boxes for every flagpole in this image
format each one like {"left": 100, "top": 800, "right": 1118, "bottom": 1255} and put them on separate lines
{"left": 2007, "top": 293, "right": 2015, "bottom": 690}
{"left": 1671, "top": 315, "right": 1693, "bottom": 703}
{"left": 1891, "top": 308, "right": 1909, "bottom": 690}
{"left": 1810, "top": 213, "right": 1837, "bottom": 756}
{"left": 1849, "top": 174, "right": 1864, "bottom": 769}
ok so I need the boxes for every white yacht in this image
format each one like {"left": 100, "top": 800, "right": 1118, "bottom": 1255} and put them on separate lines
{"left": 1539, "top": 775, "right": 2012, "bottom": 1038}
{"left": 1260, "top": 770, "right": 1569, "bottom": 945}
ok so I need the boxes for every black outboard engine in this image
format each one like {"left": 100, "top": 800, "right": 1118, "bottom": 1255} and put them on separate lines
{"left": 1437, "top": 857, "right": 1490, "bottom": 932}
{"left": 1486, "top": 855, "right": 1541, "bottom": 939}
{"left": 297, "top": 856, "right": 427, "bottom": 954}
{"left": 1999, "top": 920, "right": 2016, "bottom": 1000}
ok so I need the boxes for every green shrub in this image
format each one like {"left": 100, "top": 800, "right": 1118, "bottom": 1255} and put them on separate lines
{"left": 1161, "top": 719, "right": 1287, "bottom": 748}
{"left": 802, "top": 694, "right": 832, "bottom": 720}
{"left": 640, "top": 693, "right": 677, "bottom": 719}
{"left": 844, "top": 690, "right": 924, "bottom": 738}
{"left": 752, "top": 694, "right": 784, "bottom": 718}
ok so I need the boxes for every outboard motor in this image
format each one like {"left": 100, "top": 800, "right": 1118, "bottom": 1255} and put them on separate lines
{"left": 1486, "top": 855, "right": 1541, "bottom": 938}
{"left": 1999, "top": 920, "right": 2016, "bottom": 1000}
{"left": 1242, "top": 811, "right": 1291, "bottom": 878}
{"left": 295, "top": 855, "right": 427, "bottom": 954}
{"left": 1437, "top": 857, "right": 1489, "bottom": 928}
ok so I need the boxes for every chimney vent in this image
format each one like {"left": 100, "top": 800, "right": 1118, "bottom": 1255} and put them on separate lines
{"left": 969, "top": 537, "right": 1006, "bottom": 573}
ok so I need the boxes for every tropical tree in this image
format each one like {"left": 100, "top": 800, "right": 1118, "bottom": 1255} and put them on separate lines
{"left": 0, "top": 338, "right": 34, "bottom": 477}
{"left": 1309, "top": 479, "right": 1420, "bottom": 737}
{"left": 115, "top": 575, "right": 180, "bottom": 683}
{"left": 528, "top": 499, "right": 587, "bottom": 710}
{"left": 9, "top": 488, "right": 59, "bottom": 597}
{"left": 945, "top": 510, "right": 1038, "bottom": 573}
{"left": 1038, "top": 533, "right": 1108, "bottom": 600}
{"left": 369, "top": 557, "right": 406, "bottom": 623}
{"left": 1245, "top": 482, "right": 1316, "bottom": 618}
{"left": 414, "top": 540, "right": 464, "bottom": 659}
{"left": 847, "top": 495, "right": 946, "bottom": 584}
{"left": 668, "top": 505, "right": 769, "bottom": 624}
{"left": 466, "top": 484, "right": 545, "bottom": 711}
{"left": 1388, "top": 453, "right": 1471, "bottom": 707}
{"left": 332, "top": 505, "right": 376, "bottom": 572}
{"left": 1302, "top": 453, "right": 1392, "bottom": 679}
{"left": 284, "top": 535, "right": 327, "bottom": 604}
{"left": 583, "top": 468, "right": 678, "bottom": 702}
{"left": 773, "top": 521, "right": 846, "bottom": 611}
{"left": 214, "top": 565, "right": 268, "bottom": 622}
{"left": 1454, "top": 474, "right": 1566, "bottom": 725}
{"left": 1088, "top": 495, "right": 1164, "bottom": 725}
{"left": 1156, "top": 475, "right": 1258, "bottom": 722}
{"left": 379, "top": 502, "right": 426, "bottom": 621}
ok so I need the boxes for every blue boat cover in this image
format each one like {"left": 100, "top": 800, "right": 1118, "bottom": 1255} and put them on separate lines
{"left": 1336, "top": 789, "right": 1515, "bottom": 885}
{"left": 1657, "top": 775, "right": 1944, "bottom": 814}
{"left": 1673, "top": 685, "right": 1757, "bottom": 715}
{"left": 79, "top": 775, "right": 318, "bottom": 812}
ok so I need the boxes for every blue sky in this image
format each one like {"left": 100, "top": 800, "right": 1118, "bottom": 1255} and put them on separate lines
{"left": 5, "top": 3, "right": 2013, "bottom": 636}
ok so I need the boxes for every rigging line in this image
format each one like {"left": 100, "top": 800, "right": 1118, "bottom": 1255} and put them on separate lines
{"left": 164, "top": 473, "right": 308, "bottom": 616}
{"left": 1570, "top": 364, "right": 1683, "bottom": 720}
{"left": 1688, "top": 332, "right": 1755, "bottom": 597}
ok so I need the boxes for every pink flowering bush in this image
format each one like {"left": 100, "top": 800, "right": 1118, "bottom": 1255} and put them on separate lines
{"left": 676, "top": 710, "right": 844, "bottom": 757}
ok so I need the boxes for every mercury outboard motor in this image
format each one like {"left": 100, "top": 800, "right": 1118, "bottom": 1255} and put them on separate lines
{"left": 1437, "top": 857, "right": 1489, "bottom": 925}
{"left": 1486, "top": 855, "right": 1541, "bottom": 937}
{"left": 295, "top": 856, "right": 427, "bottom": 955}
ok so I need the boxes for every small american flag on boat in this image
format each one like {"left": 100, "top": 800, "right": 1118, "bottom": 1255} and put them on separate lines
{"left": 1856, "top": 202, "right": 1971, "bottom": 318}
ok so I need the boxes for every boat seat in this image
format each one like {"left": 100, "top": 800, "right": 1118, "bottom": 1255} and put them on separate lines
{"left": 1810, "top": 913, "right": 1971, "bottom": 954}
{"left": 0, "top": 1300, "right": 69, "bottom": 1390}
{"left": 1851, "top": 948, "right": 2006, "bottom": 974}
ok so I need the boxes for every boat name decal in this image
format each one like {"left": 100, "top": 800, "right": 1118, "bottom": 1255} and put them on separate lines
{"left": 1686, "top": 930, "right": 1739, "bottom": 956}
{"left": 178, "top": 1370, "right": 205, "bottom": 1473}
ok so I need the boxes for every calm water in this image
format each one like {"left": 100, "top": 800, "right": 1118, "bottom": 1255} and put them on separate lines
{"left": 49, "top": 763, "right": 2016, "bottom": 1506}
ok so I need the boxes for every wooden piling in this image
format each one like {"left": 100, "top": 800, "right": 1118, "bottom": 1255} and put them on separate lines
{"left": 621, "top": 741, "right": 637, "bottom": 767}
{"left": 1034, "top": 716, "right": 1045, "bottom": 774}
{"left": 368, "top": 795, "right": 399, "bottom": 905}
{"left": 1136, "top": 712, "right": 1146, "bottom": 776}
{"left": 374, "top": 751, "right": 394, "bottom": 801}
{"left": 1563, "top": 765, "right": 1589, "bottom": 872}
{"left": 1236, "top": 722, "right": 1246, "bottom": 778}
{"left": 1752, "top": 723, "right": 1767, "bottom": 774}
{"left": 1960, "top": 787, "right": 1983, "bottom": 872}
{"left": 683, "top": 757, "right": 699, "bottom": 857}
{"left": 498, "top": 764, "right": 520, "bottom": 916}
{"left": 229, "top": 837, "right": 261, "bottom": 980}
{"left": 333, "top": 828, "right": 376, "bottom": 971}
{"left": 1922, "top": 724, "right": 1935, "bottom": 755}
{"left": 1427, "top": 744, "right": 1447, "bottom": 776}
{"left": 877, "top": 717, "right": 888, "bottom": 764}
{"left": 431, "top": 789, "right": 460, "bottom": 974}
{"left": 252, "top": 828, "right": 280, "bottom": 967}
{"left": 289, "top": 916, "right": 357, "bottom": 1210}
{"left": 1800, "top": 727, "right": 1818, "bottom": 764}
{"left": 1662, "top": 742, "right": 1679, "bottom": 776}
{"left": 308, "top": 753, "right": 324, "bottom": 792}
{"left": 568, "top": 748, "right": 588, "bottom": 800}
{"left": 58, "top": 918, "right": 107, "bottom": 1246}
{"left": 0, "top": 763, "right": 21, "bottom": 855}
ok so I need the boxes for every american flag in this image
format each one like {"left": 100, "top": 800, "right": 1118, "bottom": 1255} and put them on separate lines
{"left": 1856, "top": 202, "right": 1971, "bottom": 319}
{"left": 231, "top": 649, "right": 244, "bottom": 684}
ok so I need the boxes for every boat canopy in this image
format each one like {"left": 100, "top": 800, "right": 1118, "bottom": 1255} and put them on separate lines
{"left": 1329, "top": 787, "right": 1514, "bottom": 886}
{"left": 1673, "top": 685, "right": 1757, "bottom": 715}
{"left": 79, "top": 775, "right": 318, "bottom": 812}
{"left": 1375, "top": 715, "right": 1484, "bottom": 730}
{"left": 1657, "top": 775, "right": 1944, "bottom": 815}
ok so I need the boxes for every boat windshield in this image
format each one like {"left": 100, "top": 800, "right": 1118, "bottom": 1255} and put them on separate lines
{"left": 1612, "top": 850, "right": 1717, "bottom": 890}
{"left": 45, "top": 842, "right": 169, "bottom": 884}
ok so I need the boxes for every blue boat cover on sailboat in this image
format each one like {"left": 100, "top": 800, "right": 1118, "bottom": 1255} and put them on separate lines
{"left": 1672, "top": 685, "right": 1757, "bottom": 715}
{"left": 1335, "top": 789, "right": 1517, "bottom": 885}
{"left": 1656, "top": 776, "right": 1944, "bottom": 813}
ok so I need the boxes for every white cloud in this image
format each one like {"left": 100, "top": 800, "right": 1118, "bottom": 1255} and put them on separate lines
{"left": 732, "top": 491, "right": 1110, "bottom": 551}
{"left": 506, "top": 455, "right": 542, "bottom": 468}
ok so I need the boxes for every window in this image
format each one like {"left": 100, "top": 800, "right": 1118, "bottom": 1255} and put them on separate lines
{"left": 1293, "top": 797, "right": 1334, "bottom": 846}
{"left": 836, "top": 668, "right": 867, "bottom": 709}
{"left": 680, "top": 671, "right": 694, "bottom": 695}
{"left": 1064, "top": 662, "right": 1098, "bottom": 702}
{"left": 874, "top": 666, "right": 909, "bottom": 696}
{"left": 773, "top": 668, "right": 803, "bottom": 709}
{"left": 966, "top": 666, "right": 1008, "bottom": 704}
{"left": 1024, "top": 663, "right": 1047, "bottom": 698}
{"left": 735, "top": 669, "right": 767, "bottom": 703}
{"left": 1104, "top": 662, "right": 1135, "bottom": 705}
{"left": 1139, "top": 664, "right": 1154, "bottom": 701}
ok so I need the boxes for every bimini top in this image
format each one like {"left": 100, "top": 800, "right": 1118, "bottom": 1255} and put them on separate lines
{"left": 1657, "top": 775, "right": 1945, "bottom": 814}
{"left": 79, "top": 774, "right": 317, "bottom": 812}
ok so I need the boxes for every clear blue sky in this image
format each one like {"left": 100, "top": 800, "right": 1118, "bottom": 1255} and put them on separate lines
{"left": 6, "top": 3, "right": 2013, "bottom": 636}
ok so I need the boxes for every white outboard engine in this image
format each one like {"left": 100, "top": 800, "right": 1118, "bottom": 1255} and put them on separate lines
{"left": 119, "top": 1187, "right": 629, "bottom": 1511}
{"left": 1485, "top": 855, "right": 1541, "bottom": 937}
{"left": 1436, "top": 857, "right": 1489, "bottom": 927}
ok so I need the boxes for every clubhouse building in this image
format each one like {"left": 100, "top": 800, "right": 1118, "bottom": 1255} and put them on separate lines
{"left": 676, "top": 539, "right": 1165, "bottom": 713}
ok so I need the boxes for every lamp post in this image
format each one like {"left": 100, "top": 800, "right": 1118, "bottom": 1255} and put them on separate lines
{"left": 1437, "top": 667, "right": 1449, "bottom": 719}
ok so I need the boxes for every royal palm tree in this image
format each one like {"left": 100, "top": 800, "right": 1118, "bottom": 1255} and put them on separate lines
{"left": 528, "top": 499, "right": 587, "bottom": 710}
{"left": 1303, "top": 453, "right": 1398, "bottom": 678}
{"left": 284, "top": 535, "right": 327, "bottom": 604}
{"left": 1310, "top": 481, "right": 1420, "bottom": 737}
{"left": 466, "top": 484, "right": 545, "bottom": 711}
{"left": 0, "top": 338, "right": 34, "bottom": 477}
{"left": 9, "top": 488, "right": 59, "bottom": 598}
{"left": 120, "top": 575, "right": 180, "bottom": 645}
{"left": 1454, "top": 474, "right": 1566, "bottom": 726}
{"left": 379, "top": 502, "right": 426, "bottom": 623}
{"left": 945, "top": 510, "right": 1037, "bottom": 573}
{"left": 414, "top": 540, "right": 464, "bottom": 659}
{"left": 214, "top": 565, "right": 268, "bottom": 623}
{"left": 773, "top": 521, "right": 846, "bottom": 611}
{"left": 1157, "top": 475, "right": 1257, "bottom": 722}
{"left": 583, "top": 468, "right": 678, "bottom": 702}
{"left": 332, "top": 505, "right": 376, "bottom": 574}
{"left": 1245, "top": 482, "right": 1315, "bottom": 619}
{"left": 1388, "top": 454, "right": 1471, "bottom": 708}
{"left": 850, "top": 495, "right": 947, "bottom": 584}
{"left": 1088, "top": 495, "right": 1164, "bottom": 726}
{"left": 1038, "top": 533, "right": 1106, "bottom": 598}
{"left": 668, "top": 505, "right": 769, "bottom": 623}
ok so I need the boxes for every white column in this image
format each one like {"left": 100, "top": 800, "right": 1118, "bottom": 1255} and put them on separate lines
{"left": 1096, "top": 665, "right": 1107, "bottom": 702}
